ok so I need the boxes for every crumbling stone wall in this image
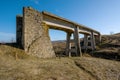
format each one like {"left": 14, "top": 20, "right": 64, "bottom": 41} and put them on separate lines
{"left": 23, "top": 7, "right": 55, "bottom": 58}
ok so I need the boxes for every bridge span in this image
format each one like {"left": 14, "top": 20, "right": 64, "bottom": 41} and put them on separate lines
{"left": 16, "top": 7, "right": 101, "bottom": 58}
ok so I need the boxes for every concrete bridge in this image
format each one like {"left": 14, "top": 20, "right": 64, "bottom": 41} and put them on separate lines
{"left": 16, "top": 7, "right": 101, "bottom": 58}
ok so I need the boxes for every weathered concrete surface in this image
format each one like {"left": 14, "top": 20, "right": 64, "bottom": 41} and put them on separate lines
{"left": 23, "top": 7, "right": 55, "bottom": 58}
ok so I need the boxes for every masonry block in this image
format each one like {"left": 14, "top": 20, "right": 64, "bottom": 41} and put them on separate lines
{"left": 23, "top": 7, "right": 55, "bottom": 58}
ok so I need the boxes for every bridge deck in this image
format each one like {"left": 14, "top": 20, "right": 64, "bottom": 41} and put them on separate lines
{"left": 42, "top": 11, "right": 100, "bottom": 35}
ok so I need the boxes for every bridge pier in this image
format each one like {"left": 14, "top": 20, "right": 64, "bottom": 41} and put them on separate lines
{"left": 91, "top": 31, "right": 96, "bottom": 50}
{"left": 84, "top": 34, "right": 88, "bottom": 52}
{"left": 74, "top": 26, "right": 82, "bottom": 57}
{"left": 99, "top": 34, "right": 101, "bottom": 43}
{"left": 66, "top": 32, "right": 71, "bottom": 57}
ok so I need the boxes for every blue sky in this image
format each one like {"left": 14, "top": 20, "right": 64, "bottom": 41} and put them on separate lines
{"left": 0, "top": 0, "right": 120, "bottom": 42}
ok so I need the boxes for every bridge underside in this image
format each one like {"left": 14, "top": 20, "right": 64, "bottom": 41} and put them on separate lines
{"left": 16, "top": 7, "right": 101, "bottom": 58}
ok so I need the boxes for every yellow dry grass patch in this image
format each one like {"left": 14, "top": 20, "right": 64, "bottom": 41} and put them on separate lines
{"left": 0, "top": 45, "right": 120, "bottom": 80}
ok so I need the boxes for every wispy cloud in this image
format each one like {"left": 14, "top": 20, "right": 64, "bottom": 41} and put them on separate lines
{"left": 55, "top": 9, "right": 60, "bottom": 13}
{"left": 30, "top": 0, "right": 39, "bottom": 5}
{"left": 0, "top": 32, "right": 15, "bottom": 37}
{"left": 0, "top": 32, "right": 16, "bottom": 42}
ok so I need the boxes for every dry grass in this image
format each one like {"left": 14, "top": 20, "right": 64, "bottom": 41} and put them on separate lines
{"left": 0, "top": 55, "right": 93, "bottom": 79}
{"left": 0, "top": 45, "right": 93, "bottom": 80}
{"left": 0, "top": 45, "right": 30, "bottom": 59}
{"left": 93, "top": 33, "right": 120, "bottom": 60}
{"left": 74, "top": 57, "right": 120, "bottom": 80}
{"left": 0, "top": 44, "right": 120, "bottom": 80}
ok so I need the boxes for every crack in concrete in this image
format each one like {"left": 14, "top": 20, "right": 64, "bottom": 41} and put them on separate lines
{"left": 28, "top": 36, "right": 41, "bottom": 52}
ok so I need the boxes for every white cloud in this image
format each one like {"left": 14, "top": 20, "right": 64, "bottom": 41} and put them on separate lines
{"left": 0, "top": 32, "right": 16, "bottom": 42}
{"left": 55, "top": 9, "right": 60, "bottom": 12}
{"left": 30, "top": 0, "right": 39, "bottom": 5}
{"left": 0, "top": 32, "right": 15, "bottom": 37}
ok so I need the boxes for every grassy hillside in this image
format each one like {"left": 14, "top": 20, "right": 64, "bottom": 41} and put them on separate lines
{"left": 52, "top": 33, "right": 120, "bottom": 60}
{"left": 94, "top": 33, "right": 120, "bottom": 60}
{"left": 0, "top": 44, "right": 120, "bottom": 80}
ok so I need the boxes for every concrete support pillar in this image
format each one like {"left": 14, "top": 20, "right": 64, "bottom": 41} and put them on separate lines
{"left": 74, "top": 26, "right": 82, "bottom": 57}
{"left": 84, "top": 34, "right": 88, "bottom": 51}
{"left": 99, "top": 34, "right": 101, "bottom": 43}
{"left": 91, "top": 31, "right": 96, "bottom": 50}
{"left": 66, "top": 32, "right": 71, "bottom": 57}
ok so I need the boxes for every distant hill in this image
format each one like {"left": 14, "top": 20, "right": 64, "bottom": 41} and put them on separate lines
{"left": 101, "top": 33, "right": 120, "bottom": 46}
{"left": 93, "top": 33, "right": 120, "bottom": 60}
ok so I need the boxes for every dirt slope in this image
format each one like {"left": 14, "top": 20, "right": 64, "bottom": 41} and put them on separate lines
{"left": 94, "top": 33, "right": 120, "bottom": 60}
{"left": 0, "top": 45, "right": 120, "bottom": 80}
